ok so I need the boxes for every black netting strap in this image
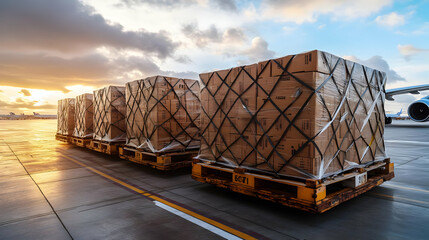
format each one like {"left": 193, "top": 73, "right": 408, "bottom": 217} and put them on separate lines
{"left": 58, "top": 99, "right": 75, "bottom": 136}
{"left": 125, "top": 76, "right": 201, "bottom": 153}
{"left": 74, "top": 94, "right": 93, "bottom": 138}
{"left": 199, "top": 51, "right": 386, "bottom": 179}
{"left": 93, "top": 86, "right": 126, "bottom": 142}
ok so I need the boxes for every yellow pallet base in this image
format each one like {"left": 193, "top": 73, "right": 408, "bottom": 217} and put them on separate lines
{"left": 192, "top": 158, "right": 394, "bottom": 213}
{"left": 70, "top": 137, "right": 92, "bottom": 147}
{"left": 87, "top": 140, "right": 122, "bottom": 155}
{"left": 55, "top": 134, "right": 71, "bottom": 143}
{"left": 119, "top": 147, "right": 197, "bottom": 171}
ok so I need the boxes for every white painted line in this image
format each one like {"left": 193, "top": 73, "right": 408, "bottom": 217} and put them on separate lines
{"left": 154, "top": 201, "right": 242, "bottom": 240}
{"left": 384, "top": 140, "right": 429, "bottom": 146}
{"left": 382, "top": 183, "right": 429, "bottom": 194}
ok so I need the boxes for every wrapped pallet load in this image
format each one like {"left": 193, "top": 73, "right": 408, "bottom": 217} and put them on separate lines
{"left": 93, "top": 86, "right": 126, "bottom": 143}
{"left": 57, "top": 98, "right": 75, "bottom": 136}
{"left": 198, "top": 50, "right": 388, "bottom": 180}
{"left": 125, "top": 76, "right": 200, "bottom": 153}
{"left": 73, "top": 93, "right": 94, "bottom": 138}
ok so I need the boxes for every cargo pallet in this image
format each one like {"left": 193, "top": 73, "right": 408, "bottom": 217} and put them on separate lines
{"left": 55, "top": 134, "right": 71, "bottom": 143}
{"left": 119, "top": 147, "right": 198, "bottom": 171}
{"left": 192, "top": 158, "right": 394, "bottom": 213}
{"left": 70, "top": 137, "right": 92, "bottom": 147}
{"left": 87, "top": 140, "right": 123, "bottom": 155}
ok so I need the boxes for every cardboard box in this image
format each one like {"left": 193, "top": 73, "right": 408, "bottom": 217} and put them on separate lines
{"left": 125, "top": 76, "right": 200, "bottom": 153}
{"left": 93, "top": 86, "right": 126, "bottom": 142}
{"left": 198, "top": 50, "right": 387, "bottom": 179}
{"left": 73, "top": 93, "right": 93, "bottom": 138}
{"left": 57, "top": 98, "right": 75, "bottom": 136}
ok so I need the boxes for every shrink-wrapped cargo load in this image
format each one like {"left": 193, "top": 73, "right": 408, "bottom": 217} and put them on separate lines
{"left": 73, "top": 93, "right": 94, "bottom": 138}
{"left": 57, "top": 98, "right": 75, "bottom": 136}
{"left": 125, "top": 76, "right": 200, "bottom": 153}
{"left": 93, "top": 86, "right": 126, "bottom": 142}
{"left": 198, "top": 50, "right": 387, "bottom": 179}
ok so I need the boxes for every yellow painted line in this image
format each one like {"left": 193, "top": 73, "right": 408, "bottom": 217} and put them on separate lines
{"left": 383, "top": 183, "right": 429, "bottom": 194}
{"left": 371, "top": 192, "right": 429, "bottom": 205}
{"left": 60, "top": 154, "right": 257, "bottom": 240}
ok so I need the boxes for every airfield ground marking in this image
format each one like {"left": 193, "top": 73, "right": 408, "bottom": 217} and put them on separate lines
{"left": 382, "top": 183, "right": 429, "bottom": 194}
{"left": 59, "top": 153, "right": 257, "bottom": 240}
{"left": 370, "top": 192, "right": 429, "bottom": 205}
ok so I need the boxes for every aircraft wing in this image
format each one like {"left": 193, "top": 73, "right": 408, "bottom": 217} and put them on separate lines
{"left": 386, "top": 84, "right": 429, "bottom": 100}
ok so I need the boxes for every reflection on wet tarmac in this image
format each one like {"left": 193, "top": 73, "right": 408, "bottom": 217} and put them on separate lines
{"left": 1, "top": 120, "right": 429, "bottom": 239}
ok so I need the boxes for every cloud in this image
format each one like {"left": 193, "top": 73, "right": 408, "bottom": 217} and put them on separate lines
{"left": 0, "top": 99, "right": 56, "bottom": 110}
{"left": 0, "top": 53, "right": 113, "bottom": 92}
{"left": 0, "top": 0, "right": 178, "bottom": 58}
{"left": 120, "top": 0, "right": 237, "bottom": 12}
{"left": 375, "top": 12, "right": 405, "bottom": 28}
{"left": 398, "top": 44, "right": 429, "bottom": 60}
{"left": 212, "top": 0, "right": 237, "bottom": 12}
{"left": 344, "top": 55, "right": 405, "bottom": 83}
{"left": 0, "top": 52, "right": 198, "bottom": 92}
{"left": 182, "top": 24, "right": 246, "bottom": 47}
{"left": 182, "top": 24, "right": 222, "bottom": 47}
{"left": 240, "top": 37, "right": 275, "bottom": 62}
{"left": 260, "top": 0, "right": 392, "bottom": 23}
{"left": 120, "top": 0, "right": 196, "bottom": 8}
{"left": 223, "top": 28, "right": 247, "bottom": 42}
{"left": 19, "top": 89, "right": 31, "bottom": 97}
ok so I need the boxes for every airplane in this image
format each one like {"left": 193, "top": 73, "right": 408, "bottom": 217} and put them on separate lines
{"left": 32, "top": 112, "right": 57, "bottom": 119}
{"left": 385, "top": 84, "right": 429, "bottom": 124}
{"left": 385, "top": 109, "right": 403, "bottom": 124}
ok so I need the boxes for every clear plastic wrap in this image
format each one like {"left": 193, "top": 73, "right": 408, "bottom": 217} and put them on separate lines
{"left": 57, "top": 98, "right": 75, "bottom": 136}
{"left": 198, "top": 50, "right": 387, "bottom": 180}
{"left": 93, "top": 86, "right": 126, "bottom": 143}
{"left": 73, "top": 93, "right": 94, "bottom": 138}
{"left": 125, "top": 76, "right": 200, "bottom": 153}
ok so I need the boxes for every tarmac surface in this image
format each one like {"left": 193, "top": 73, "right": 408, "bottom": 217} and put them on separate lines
{"left": 0, "top": 119, "right": 428, "bottom": 239}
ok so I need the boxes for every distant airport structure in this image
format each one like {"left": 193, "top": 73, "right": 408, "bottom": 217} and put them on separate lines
{"left": 0, "top": 112, "right": 57, "bottom": 120}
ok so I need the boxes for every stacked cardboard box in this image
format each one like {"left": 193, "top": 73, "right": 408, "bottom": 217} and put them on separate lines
{"left": 93, "top": 86, "right": 126, "bottom": 142}
{"left": 125, "top": 76, "right": 200, "bottom": 153}
{"left": 198, "top": 50, "right": 387, "bottom": 179}
{"left": 57, "top": 98, "right": 75, "bottom": 136}
{"left": 73, "top": 93, "right": 94, "bottom": 138}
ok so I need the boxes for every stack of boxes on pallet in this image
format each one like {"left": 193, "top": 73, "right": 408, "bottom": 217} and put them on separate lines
{"left": 93, "top": 86, "right": 127, "bottom": 143}
{"left": 57, "top": 77, "right": 201, "bottom": 167}
{"left": 125, "top": 76, "right": 200, "bottom": 153}
{"left": 56, "top": 98, "right": 75, "bottom": 140}
{"left": 55, "top": 50, "right": 393, "bottom": 212}
{"left": 73, "top": 93, "right": 94, "bottom": 138}
{"left": 56, "top": 50, "right": 387, "bottom": 178}
{"left": 198, "top": 50, "right": 387, "bottom": 179}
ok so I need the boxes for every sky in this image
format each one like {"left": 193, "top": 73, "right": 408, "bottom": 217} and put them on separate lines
{"left": 0, "top": 0, "right": 428, "bottom": 115}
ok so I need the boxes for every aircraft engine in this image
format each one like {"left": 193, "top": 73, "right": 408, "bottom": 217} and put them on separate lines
{"left": 408, "top": 97, "right": 429, "bottom": 122}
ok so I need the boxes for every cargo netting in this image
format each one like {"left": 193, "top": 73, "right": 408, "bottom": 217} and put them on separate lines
{"left": 73, "top": 93, "right": 94, "bottom": 138}
{"left": 93, "top": 86, "right": 126, "bottom": 143}
{"left": 125, "top": 76, "right": 200, "bottom": 153}
{"left": 57, "top": 98, "right": 75, "bottom": 136}
{"left": 197, "top": 50, "right": 387, "bottom": 180}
